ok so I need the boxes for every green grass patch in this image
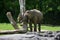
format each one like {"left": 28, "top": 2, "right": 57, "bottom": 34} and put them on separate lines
{"left": 0, "top": 23, "right": 60, "bottom": 31}
{"left": 0, "top": 23, "right": 14, "bottom": 30}
{"left": 41, "top": 25, "right": 60, "bottom": 31}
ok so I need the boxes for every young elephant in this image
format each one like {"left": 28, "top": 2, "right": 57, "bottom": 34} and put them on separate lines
{"left": 18, "top": 9, "right": 43, "bottom": 32}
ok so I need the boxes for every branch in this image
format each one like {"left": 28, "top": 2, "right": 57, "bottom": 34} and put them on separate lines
{"left": 6, "top": 12, "right": 19, "bottom": 29}
{"left": 0, "top": 30, "right": 27, "bottom": 34}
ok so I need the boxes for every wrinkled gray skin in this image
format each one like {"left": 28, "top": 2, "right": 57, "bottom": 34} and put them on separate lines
{"left": 18, "top": 9, "right": 43, "bottom": 32}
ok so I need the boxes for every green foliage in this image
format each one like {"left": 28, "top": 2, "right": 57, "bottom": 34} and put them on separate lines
{"left": 0, "top": 0, "right": 20, "bottom": 23}
{"left": 0, "top": 0, "right": 60, "bottom": 25}
{"left": 42, "top": 0, "right": 60, "bottom": 25}
{"left": 26, "top": 0, "right": 39, "bottom": 10}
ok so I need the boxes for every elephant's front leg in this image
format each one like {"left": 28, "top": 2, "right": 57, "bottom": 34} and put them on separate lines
{"left": 29, "top": 22, "right": 32, "bottom": 32}
{"left": 38, "top": 23, "right": 41, "bottom": 32}
{"left": 34, "top": 23, "right": 37, "bottom": 32}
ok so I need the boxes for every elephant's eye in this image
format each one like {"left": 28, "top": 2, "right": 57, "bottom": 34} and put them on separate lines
{"left": 27, "top": 11, "right": 29, "bottom": 13}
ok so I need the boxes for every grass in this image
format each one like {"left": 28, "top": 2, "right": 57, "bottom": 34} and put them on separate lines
{"left": 0, "top": 23, "right": 14, "bottom": 30}
{"left": 0, "top": 23, "right": 60, "bottom": 31}
{"left": 42, "top": 25, "right": 60, "bottom": 31}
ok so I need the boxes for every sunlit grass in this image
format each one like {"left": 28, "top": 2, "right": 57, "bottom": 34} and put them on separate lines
{"left": 41, "top": 25, "right": 60, "bottom": 31}
{"left": 0, "top": 23, "right": 60, "bottom": 31}
{"left": 0, "top": 23, "right": 14, "bottom": 30}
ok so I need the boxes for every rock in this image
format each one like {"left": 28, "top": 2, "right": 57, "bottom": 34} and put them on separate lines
{"left": 54, "top": 32, "right": 60, "bottom": 40}
{"left": 0, "top": 31, "right": 60, "bottom": 40}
